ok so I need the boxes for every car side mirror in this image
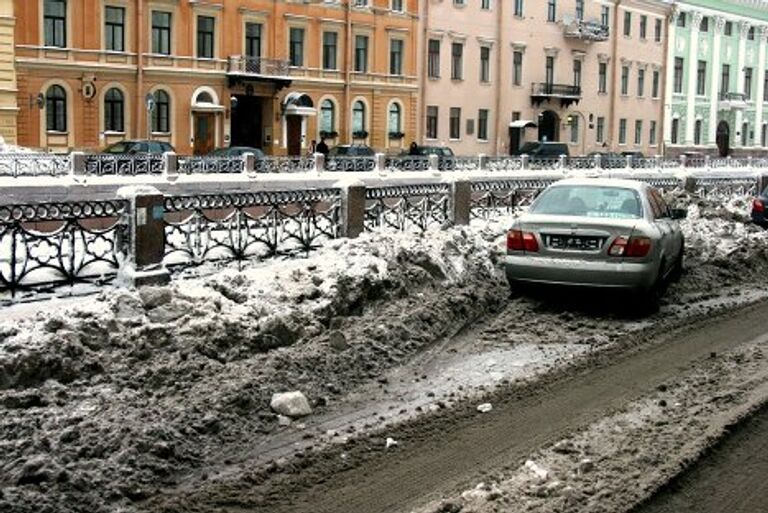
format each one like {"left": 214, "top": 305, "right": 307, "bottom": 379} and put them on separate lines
{"left": 670, "top": 208, "right": 687, "bottom": 220}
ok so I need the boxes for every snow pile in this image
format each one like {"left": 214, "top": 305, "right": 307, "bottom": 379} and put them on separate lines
{"left": 0, "top": 222, "right": 508, "bottom": 513}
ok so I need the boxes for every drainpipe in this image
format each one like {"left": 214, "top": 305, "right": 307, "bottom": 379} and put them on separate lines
{"left": 344, "top": 1, "right": 351, "bottom": 144}
{"left": 136, "top": 0, "right": 144, "bottom": 140}
{"left": 608, "top": 0, "right": 620, "bottom": 152}
{"left": 418, "top": 0, "right": 429, "bottom": 146}
{"left": 493, "top": 0, "right": 503, "bottom": 155}
{"left": 659, "top": 7, "right": 671, "bottom": 157}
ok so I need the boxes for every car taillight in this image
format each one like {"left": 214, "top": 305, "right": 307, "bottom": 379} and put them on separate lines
{"left": 507, "top": 229, "right": 539, "bottom": 252}
{"left": 608, "top": 236, "right": 652, "bottom": 257}
{"left": 753, "top": 199, "right": 765, "bottom": 214}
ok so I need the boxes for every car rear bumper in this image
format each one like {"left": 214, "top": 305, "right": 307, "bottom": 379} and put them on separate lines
{"left": 751, "top": 212, "right": 768, "bottom": 227}
{"left": 505, "top": 254, "right": 657, "bottom": 291}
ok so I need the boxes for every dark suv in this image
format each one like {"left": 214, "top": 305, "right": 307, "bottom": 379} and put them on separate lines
{"left": 102, "top": 140, "right": 175, "bottom": 154}
{"left": 517, "top": 142, "right": 570, "bottom": 158}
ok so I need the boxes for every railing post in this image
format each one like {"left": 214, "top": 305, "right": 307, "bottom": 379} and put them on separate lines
{"left": 341, "top": 184, "right": 366, "bottom": 238}
{"left": 116, "top": 185, "right": 170, "bottom": 287}
{"left": 625, "top": 155, "right": 633, "bottom": 170}
{"left": 704, "top": 154, "right": 711, "bottom": 171}
{"left": 593, "top": 153, "right": 602, "bottom": 171}
{"left": 726, "top": 155, "right": 732, "bottom": 170}
{"left": 243, "top": 152, "right": 256, "bottom": 178}
{"left": 683, "top": 175, "right": 697, "bottom": 193}
{"left": 559, "top": 154, "right": 568, "bottom": 171}
{"left": 314, "top": 152, "right": 325, "bottom": 174}
{"left": 375, "top": 152, "right": 387, "bottom": 175}
{"left": 478, "top": 154, "right": 489, "bottom": 171}
{"left": 747, "top": 155, "right": 753, "bottom": 170}
{"left": 521, "top": 154, "right": 529, "bottom": 171}
{"left": 451, "top": 179, "right": 472, "bottom": 226}
{"left": 162, "top": 151, "right": 178, "bottom": 182}
{"left": 70, "top": 151, "right": 86, "bottom": 180}
{"left": 429, "top": 154, "right": 440, "bottom": 174}
{"left": 679, "top": 154, "right": 687, "bottom": 169}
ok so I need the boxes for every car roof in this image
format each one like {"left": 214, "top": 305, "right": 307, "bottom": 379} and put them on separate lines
{"left": 553, "top": 177, "right": 651, "bottom": 191}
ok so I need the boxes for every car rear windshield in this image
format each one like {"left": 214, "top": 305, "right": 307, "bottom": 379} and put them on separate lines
{"left": 531, "top": 185, "right": 644, "bottom": 219}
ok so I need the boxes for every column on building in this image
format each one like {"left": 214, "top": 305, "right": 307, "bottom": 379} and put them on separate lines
{"left": 708, "top": 16, "right": 725, "bottom": 146}
{"left": 735, "top": 21, "right": 750, "bottom": 147}
{"left": 685, "top": 11, "right": 703, "bottom": 145}
{"left": 664, "top": 10, "right": 679, "bottom": 145}
{"left": 754, "top": 26, "right": 768, "bottom": 147}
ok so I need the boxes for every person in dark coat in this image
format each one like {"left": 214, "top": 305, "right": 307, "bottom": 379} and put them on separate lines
{"left": 316, "top": 138, "right": 329, "bottom": 156}
{"left": 408, "top": 141, "right": 420, "bottom": 155}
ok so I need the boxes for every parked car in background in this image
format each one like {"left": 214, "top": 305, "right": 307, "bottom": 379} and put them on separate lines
{"left": 101, "top": 140, "right": 175, "bottom": 154}
{"left": 328, "top": 144, "right": 375, "bottom": 157}
{"left": 681, "top": 151, "right": 706, "bottom": 167}
{"left": 412, "top": 145, "right": 454, "bottom": 157}
{"left": 327, "top": 144, "right": 376, "bottom": 171}
{"left": 209, "top": 146, "right": 265, "bottom": 158}
{"left": 586, "top": 151, "right": 625, "bottom": 169}
{"left": 505, "top": 178, "right": 686, "bottom": 311}
{"left": 752, "top": 186, "right": 768, "bottom": 227}
{"left": 516, "top": 142, "right": 570, "bottom": 160}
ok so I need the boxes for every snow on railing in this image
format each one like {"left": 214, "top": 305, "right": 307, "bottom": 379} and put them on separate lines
{"left": 365, "top": 184, "right": 451, "bottom": 232}
{"left": 84, "top": 154, "right": 164, "bottom": 175}
{"left": 0, "top": 153, "right": 71, "bottom": 177}
{"left": 178, "top": 156, "right": 245, "bottom": 174}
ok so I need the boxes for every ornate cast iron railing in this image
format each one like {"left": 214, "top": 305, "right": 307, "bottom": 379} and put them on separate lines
{"left": 326, "top": 156, "right": 377, "bottom": 172}
{"left": 695, "top": 176, "right": 758, "bottom": 197}
{"left": 385, "top": 156, "right": 431, "bottom": 172}
{"left": 163, "top": 189, "right": 342, "bottom": 267}
{"left": 84, "top": 154, "right": 164, "bottom": 175}
{"left": 364, "top": 184, "right": 451, "bottom": 232}
{"left": 254, "top": 157, "right": 315, "bottom": 174}
{"left": 486, "top": 157, "right": 525, "bottom": 172}
{"left": 178, "top": 156, "right": 245, "bottom": 174}
{"left": 227, "top": 55, "right": 291, "bottom": 77}
{"left": 0, "top": 200, "right": 127, "bottom": 298}
{"left": 470, "top": 178, "right": 555, "bottom": 219}
{"left": 0, "top": 153, "right": 71, "bottom": 177}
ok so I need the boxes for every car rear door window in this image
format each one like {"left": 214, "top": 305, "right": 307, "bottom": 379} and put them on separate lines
{"left": 532, "top": 185, "right": 643, "bottom": 219}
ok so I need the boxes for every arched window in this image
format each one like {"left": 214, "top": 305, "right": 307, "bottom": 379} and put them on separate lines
{"left": 152, "top": 90, "right": 170, "bottom": 133}
{"left": 196, "top": 91, "right": 214, "bottom": 104}
{"left": 388, "top": 103, "right": 402, "bottom": 134}
{"left": 104, "top": 88, "right": 124, "bottom": 132}
{"left": 320, "top": 99, "right": 335, "bottom": 134}
{"left": 352, "top": 100, "right": 366, "bottom": 134}
{"left": 46, "top": 85, "right": 67, "bottom": 132}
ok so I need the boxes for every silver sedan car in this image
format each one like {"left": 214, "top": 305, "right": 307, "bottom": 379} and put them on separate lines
{"left": 505, "top": 178, "right": 685, "bottom": 305}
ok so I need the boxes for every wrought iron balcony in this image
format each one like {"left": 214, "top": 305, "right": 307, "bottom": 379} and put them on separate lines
{"left": 531, "top": 83, "right": 582, "bottom": 107}
{"left": 227, "top": 56, "right": 292, "bottom": 87}
{"left": 563, "top": 18, "right": 610, "bottom": 42}
{"left": 718, "top": 91, "right": 749, "bottom": 111}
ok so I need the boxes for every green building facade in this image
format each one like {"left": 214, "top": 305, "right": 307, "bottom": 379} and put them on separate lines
{"left": 664, "top": 0, "right": 768, "bottom": 156}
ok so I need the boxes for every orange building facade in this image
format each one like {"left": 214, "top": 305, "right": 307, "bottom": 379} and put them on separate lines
{"left": 14, "top": 0, "right": 419, "bottom": 155}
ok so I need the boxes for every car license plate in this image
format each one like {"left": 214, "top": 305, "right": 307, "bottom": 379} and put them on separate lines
{"left": 546, "top": 235, "right": 602, "bottom": 250}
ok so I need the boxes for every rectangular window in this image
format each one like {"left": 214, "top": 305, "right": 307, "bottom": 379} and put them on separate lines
{"left": 426, "top": 106, "right": 438, "bottom": 139}
{"left": 601, "top": 6, "right": 610, "bottom": 28}
{"left": 764, "top": 71, "right": 768, "bottom": 102}
{"left": 545, "top": 56, "right": 554, "bottom": 85}
{"left": 619, "top": 118, "right": 627, "bottom": 144}
{"left": 322, "top": 31, "right": 337, "bottom": 70}
{"left": 576, "top": 0, "right": 584, "bottom": 20}
{"left": 290, "top": 27, "right": 305, "bottom": 67}
{"left": 652, "top": 70, "right": 660, "bottom": 98}
{"left": 44, "top": 0, "right": 67, "bottom": 48}
{"left": 570, "top": 116, "right": 579, "bottom": 143}
{"left": 246, "top": 23, "right": 263, "bottom": 59}
{"left": 696, "top": 60, "right": 707, "bottom": 96}
{"left": 654, "top": 18, "right": 662, "bottom": 42}
{"left": 598, "top": 62, "right": 607, "bottom": 93}
{"left": 624, "top": 11, "right": 632, "bottom": 37}
{"left": 640, "top": 15, "right": 647, "bottom": 39}
{"left": 671, "top": 118, "right": 679, "bottom": 144}
{"left": 573, "top": 59, "right": 582, "bottom": 88}
{"left": 151, "top": 11, "right": 171, "bottom": 55}
{"left": 480, "top": 46, "right": 491, "bottom": 83}
{"left": 390, "top": 39, "right": 403, "bottom": 75}
{"left": 673, "top": 57, "right": 684, "bottom": 94}
{"left": 721, "top": 64, "right": 730, "bottom": 94}
{"left": 391, "top": 0, "right": 404, "bottom": 11}
{"left": 197, "top": 16, "right": 215, "bottom": 59}
{"left": 596, "top": 117, "right": 605, "bottom": 143}
{"left": 635, "top": 120, "right": 643, "bottom": 145}
{"left": 478, "top": 109, "right": 489, "bottom": 140}
{"left": 514, "top": 0, "right": 523, "bottom": 17}
{"left": 428, "top": 39, "right": 440, "bottom": 78}
{"left": 677, "top": 13, "right": 686, "bottom": 27}
{"left": 451, "top": 42, "right": 463, "bottom": 80}
{"left": 547, "top": 0, "right": 556, "bottom": 22}
{"left": 513, "top": 51, "right": 523, "bottom": 86}
{"left": 621, "top": 65, "right": 630, "bottom": 95}
{"left": 450, "top": 107, "right": 461, "bottom": 139}
{"left": 700, "top": 16, "right": 709, "bottom": 32}
{"left": 725, "top": 21, "right": 733, "bottom": 36}
{"left": 650, "top": 121, "right": 657, "bottom": 145}
{"left": 481, "top": 0, "right": 490, "bottom": 10}
{"left": 745, "top": 67, "right": 754, "bottom": 99}
{"left": 748, "top": 27, "right": 755, "bottom": 41}
{"left": 354, "top": 34, "right": 368, "bottom": 72}
{"left": 637, "top": 68, "right": 645, "bottom": 97}
{"left": 105, "top": 6, "right": 125, "bottom": 52}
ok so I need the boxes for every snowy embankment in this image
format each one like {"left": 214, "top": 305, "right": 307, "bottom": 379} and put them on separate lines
{"left": 0, "top": 191, "right": 767, "bottom": 512}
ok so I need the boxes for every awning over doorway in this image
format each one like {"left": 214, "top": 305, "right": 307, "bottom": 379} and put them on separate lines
{"left": 283, "top": 92, "right": 316, "bottom": 117}
{"left": 509, "top": 120, "right": 537, "bottom": 129}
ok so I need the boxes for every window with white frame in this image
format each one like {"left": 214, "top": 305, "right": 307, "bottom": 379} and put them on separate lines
{"left": 104, "top": 88, "right": 124, "bottom": 132}
{"left": 388, "top": 103, "right": 402, "bottom": 135}
{"left": 44, "top": 0, "right": 67, "bottom": 47}
{"left": 320, "top": 99, "right": 335, "bottom": 135}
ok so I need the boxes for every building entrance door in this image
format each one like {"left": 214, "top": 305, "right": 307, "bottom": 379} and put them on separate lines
{"left": 231, "top": 95, "right": 264, "bottom": 149}
{"left": 538, "top": 110, "right": 560, "bottom": 142}
{"left": 716, "top": 121, "right": 730, "bottom": 157}
{"left": 286, "top": 115, "right": 302, "bottom": 156}
{"left": 193, "top": 113, "right": 215, "bottom": 155}
{"left": 509, "top": 127, "right": 522, "bottom": 155}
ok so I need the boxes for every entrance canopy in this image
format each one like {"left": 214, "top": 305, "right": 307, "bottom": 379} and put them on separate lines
{"left": 283, "top": 92, "right": 316, "bottom": 116}
{"left": 192, "top": 90, "right": 224, "bottom": 113}
{"left": 509, "top": 120, "right": 537, "bottom": 129}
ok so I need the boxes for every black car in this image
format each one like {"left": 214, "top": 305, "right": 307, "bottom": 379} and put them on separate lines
{"left": 517, "top": 142, "right": 570, "bottom": 158}
{"left": 209, "top": 146, "right": 265, "bottom": 158}
{"left": 328, "top": 145, "right": 375, "bottom": 157}
{"left": 586, "top": 151, "right": 626, "bottom": 169}
{"left": 413, "top": 145, "right": 454, "bottom": 157}
{"left": 752, "top": 185, "right": 768, "bottom": 228}
{"left": 102, "top": 140, "right": 175, "bottom": 154}
{"left": 327, "top": 145, "right": 376, "bottom": 171}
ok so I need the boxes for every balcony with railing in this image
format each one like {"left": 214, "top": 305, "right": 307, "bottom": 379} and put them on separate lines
{"left": 563, "top": 17, "right": 610, "bottom": 42}
{"left": 719, "top": 91, "right": 749, "bottom": 111}
{"left": 531, "top": 83, "right": 582, "bottom": 108}
{"left": 227, "top": 56, "right": 292, "bottom": 87}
